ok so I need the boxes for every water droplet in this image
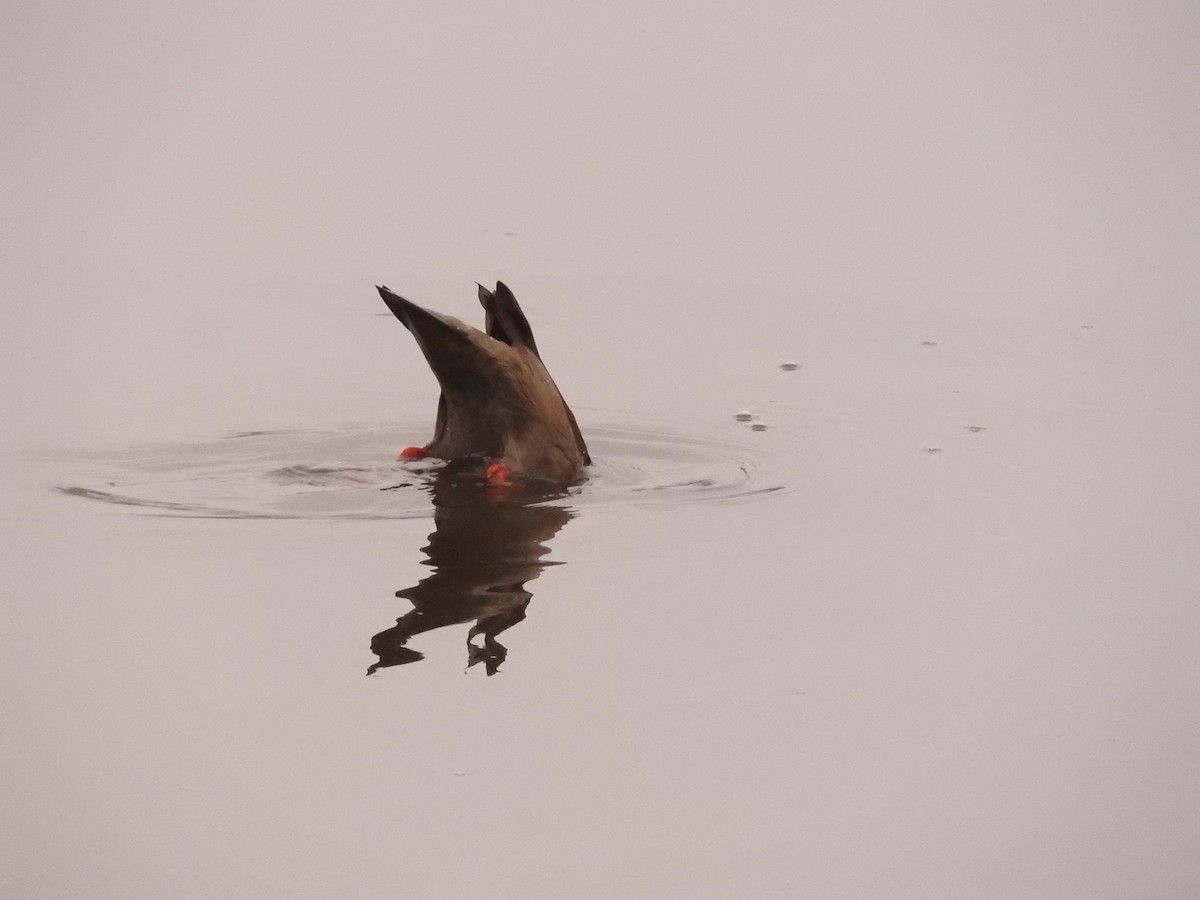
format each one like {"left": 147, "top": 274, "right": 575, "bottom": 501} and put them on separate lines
{"left": 922, "top": 447, "right": 943, "bottom": 454}
{"left": 964, "top": 425, "right": 987, "bottom": 433}
{"left": 779, "top": 362, "right": 800, "bottom": 371}
{"left": 921, "top": 340, "right": 938, "bottom": 347}
{"left": 750, "top": 420, "right": 768, "bottom": 432}
{"left": 733, "top": 410, "right": 753, "bottom": 422}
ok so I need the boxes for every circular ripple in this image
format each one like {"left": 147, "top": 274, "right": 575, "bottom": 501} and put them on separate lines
{"left": 50, "top": 421, "right": 789, "bottom": 519}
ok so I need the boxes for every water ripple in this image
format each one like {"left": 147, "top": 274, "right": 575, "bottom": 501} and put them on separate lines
{"left": 50, "top": 420, "right": 789, "bottom": 519}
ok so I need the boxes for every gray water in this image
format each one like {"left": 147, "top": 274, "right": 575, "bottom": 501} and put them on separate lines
{"left": 5, "top": 3, "right": 1200, "bottom": 898}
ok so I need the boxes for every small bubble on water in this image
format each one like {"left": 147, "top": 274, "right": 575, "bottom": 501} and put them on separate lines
{"left": 779, "top": 361, "right": 800, "bottom": 371}
{"left": 922, "top": 447, "right": 943, "bottom": 454}
{"left": 964, "top": 425, "right": 987, "bottom": 433}
{"left": 734, "top": 410, "right": 754, "bottom": 422}
{"left": 750, "top": 420, "right": 769, "bottom": 432}
{"left": 921, "top": 340, "right": 938, "bottom": 347}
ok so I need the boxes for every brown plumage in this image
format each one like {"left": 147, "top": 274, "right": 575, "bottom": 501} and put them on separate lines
{"left": 377, "top": 281, "right": 589, "bottom": 485}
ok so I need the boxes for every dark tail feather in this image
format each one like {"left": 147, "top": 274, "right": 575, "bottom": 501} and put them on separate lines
{"left": 565, "top": 404, "right": 591, "bottom": 466}
{"left": 378, "top": 285, "right": 464, "bottom": 340}
{"left": 478, "top": 281, "right": 538, "bottom": 353}
{"left": 476, "top": 281, "right": 589, "bottom": 465}
{"left": 377, "top": 285, "right": 419, "bottom": 332}
{"left": 378, "top": 285, "right": 480, "bottom": 387}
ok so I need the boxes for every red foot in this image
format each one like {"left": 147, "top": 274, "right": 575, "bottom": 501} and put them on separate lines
{"left": 397, "top": 446, "right": 426, "bottom": 461}
{"left": 485, "top": 462, "right": 514, "bottom": 486}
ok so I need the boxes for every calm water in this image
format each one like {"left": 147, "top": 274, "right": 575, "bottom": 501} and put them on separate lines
{"left": 6, "top": 3, "right": 1200, "bottom": 898}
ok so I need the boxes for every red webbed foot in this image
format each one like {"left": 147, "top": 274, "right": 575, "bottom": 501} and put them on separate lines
{"left": 485, "top": 462, "right": 514, "bottom": 486}
{"left": 397, "top": 446, "right": 426, "bottom": 461}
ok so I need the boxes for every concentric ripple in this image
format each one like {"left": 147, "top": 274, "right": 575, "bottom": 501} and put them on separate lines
{"left": 50, "top": 421, "right": 789, "bottom": 519}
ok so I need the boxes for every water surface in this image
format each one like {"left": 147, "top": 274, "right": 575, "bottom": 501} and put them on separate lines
{"left": 5, "top": 3, "right": 1200, "bottom": 898}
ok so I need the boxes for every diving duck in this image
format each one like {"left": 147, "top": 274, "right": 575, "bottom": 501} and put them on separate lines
{"left": 377, "top": 281, "right": 590, "bottom": 485}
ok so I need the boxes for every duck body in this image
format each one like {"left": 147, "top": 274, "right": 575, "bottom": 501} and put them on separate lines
{"left": 377, "top": 281, "right": 589, "bottom": 485}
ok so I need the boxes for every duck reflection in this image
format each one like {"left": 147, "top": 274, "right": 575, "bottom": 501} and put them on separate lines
{"left": 368, "top": 463, "right": 574, "bottom": 675}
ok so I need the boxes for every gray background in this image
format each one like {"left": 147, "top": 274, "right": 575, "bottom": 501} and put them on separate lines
{"left": 4, "top": 2, "right": 1199, "bottom": 898}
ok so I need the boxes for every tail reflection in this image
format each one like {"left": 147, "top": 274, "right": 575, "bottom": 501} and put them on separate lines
{"left": 368, "top": 465, "right": 574, "bottom": 675}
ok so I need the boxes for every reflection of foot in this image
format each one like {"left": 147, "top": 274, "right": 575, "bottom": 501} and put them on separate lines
{"left": 467, "top": 636, "right": 508, "bottom": 675}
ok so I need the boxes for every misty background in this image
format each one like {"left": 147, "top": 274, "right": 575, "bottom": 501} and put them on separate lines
{"left": 5, "top": 1, "right": 1196, "bottom": 450}
{"left": 3, "top": 3, "right": 1199, "bottom": 898}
